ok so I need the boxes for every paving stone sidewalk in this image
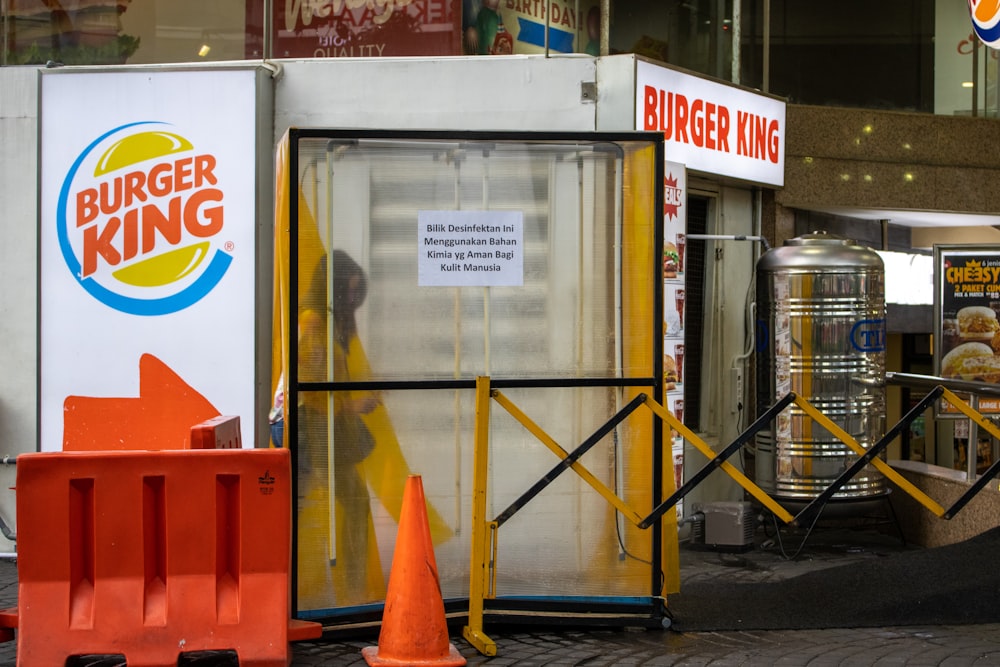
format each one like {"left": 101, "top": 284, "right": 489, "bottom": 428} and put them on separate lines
{"left": 4, "top": 523, "right": 1000, "bottom": 666}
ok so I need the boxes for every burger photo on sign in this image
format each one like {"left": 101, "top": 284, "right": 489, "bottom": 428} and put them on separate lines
{"left": 664, "top": 242, "right": 680, "bottom": 279}
{"left": 664, "top": 354, "right": 678, "bottom": 390}
{"left": 958, "top": 306, "right": 1000, "bottom": 341}
{"left": 942, "top": 306, "right": 1000, "bottom": 384}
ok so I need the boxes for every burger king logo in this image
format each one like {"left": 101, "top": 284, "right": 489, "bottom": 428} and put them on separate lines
{"left": 969, "top": 0, "right": 1000, "bottom": 48}
{"left": 57, "top": 121, "right": 233, "bottom": 316}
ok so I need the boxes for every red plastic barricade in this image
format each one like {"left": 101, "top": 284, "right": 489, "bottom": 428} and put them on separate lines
{"left": 190, "top": 415, "right": 243, "bottom": 449}
{"left": 13, "top": 448, "right": 319, "bottom": 666}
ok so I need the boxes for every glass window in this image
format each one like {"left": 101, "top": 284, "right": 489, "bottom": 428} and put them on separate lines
{"left": 292, "top": 135, "right": 657, "bottom": 382}
{"left": 7, "top": 1, "right": 994, "bottom": 117}
{"left": 3, "top": 0, "right": 609, "bottom": 65}
{"left": 609, "top": 0, "right": 734, "bottom": 81}
{"left": 4, "top": 0, "right": 142, "bottom": 65}
{"left": 740, "top": 0, "right": 935, "bottom": 112}
{"left": 2, "top": 0, "right": 253, "bottom": 65}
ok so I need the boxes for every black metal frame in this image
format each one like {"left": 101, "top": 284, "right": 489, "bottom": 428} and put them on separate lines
{"left": 284, "top": 128, "right": 665, "bottom": 624}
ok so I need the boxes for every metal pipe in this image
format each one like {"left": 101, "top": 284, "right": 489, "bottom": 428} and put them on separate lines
{"left": 973, "top": 38, "right": 980, "bottom": 117}
{"left": 732, "top": 0, "right": 741, "bottom": 84}
{"left": 887, "top": 371, "right": 1000, "bottom": 397}
{"left": 0, "top": 514, "right": 13, "bottom": 542}
{"left": 762, "top": 0, "right": 770, "bottom": 93}
{"left": 600, "top": 0, "right": 610, "bottom": 56}
{"left": 685, "top": 233, "right": 771, "bottom": 251}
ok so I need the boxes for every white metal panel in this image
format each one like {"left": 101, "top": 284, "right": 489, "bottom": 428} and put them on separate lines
{"left": 0, "top": 65, "right": 39, "bottom": 550}
{"left": 273, "top": 56, "right": 598, "bottom": 138}
{"left": 594, "top": 54, "right": 639, "bottom": 131}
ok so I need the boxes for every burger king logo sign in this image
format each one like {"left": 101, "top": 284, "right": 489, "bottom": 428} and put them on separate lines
{"left": 969, "top": 0, "right": 1000, "bottom": 48}
{"left": 57, "top": 121, "right": 233, "bottom": 316}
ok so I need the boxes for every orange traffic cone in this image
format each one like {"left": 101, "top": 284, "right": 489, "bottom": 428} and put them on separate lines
{"left": 362, "top": 475, "right": 466, "bottom": 667}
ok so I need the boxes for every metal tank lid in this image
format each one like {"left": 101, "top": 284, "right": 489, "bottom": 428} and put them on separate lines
{"left": 757, "top": 230, "right": 884, "bottom": 271}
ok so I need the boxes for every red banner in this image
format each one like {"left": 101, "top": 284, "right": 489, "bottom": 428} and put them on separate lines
{"left": 258, "top": 0, "right": 462, "bottom": 58}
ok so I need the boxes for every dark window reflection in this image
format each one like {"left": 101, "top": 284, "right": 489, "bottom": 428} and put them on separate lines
{"left": 0, "top": 0, "right": 937, "bottom": 116}
{"left": 740, "top": 0, "right": 935, "bottom": 112}
{"left": 609, "top": 0, "right": 734, "bottom": 81}
{"left": 2, "top": 1, "right": 256, "bottom": 66}
{"left": 4, "top": 0, "right": 140, "bottom": 65}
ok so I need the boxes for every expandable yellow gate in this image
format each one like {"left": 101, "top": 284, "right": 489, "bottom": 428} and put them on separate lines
{"left": 462, "top": 376, "right": 1000, "bottom": 657}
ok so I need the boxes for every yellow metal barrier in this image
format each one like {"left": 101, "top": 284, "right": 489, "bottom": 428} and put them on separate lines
{"left": 463, "top": 377, "right": 497, "bottom": 657}
{"left": 642, "top": 396, "right": 795, "bottom": 524}
{"left": 491, "top": 389, "right": 645, "bottom": 526}
{"left": 461, "top": 377, "right": 1000, "bottom": 657}
{"left": 939, "top": 387, "right": 1000, "bottom": 442}
{"left": 461, "top": 377, "right": 794, "bottom": 653}
{"left": 785, "top": 386, "right": 1000, "bottom": 526}
{"left": 791, "top": 394, "right": 946, "bottom": 519}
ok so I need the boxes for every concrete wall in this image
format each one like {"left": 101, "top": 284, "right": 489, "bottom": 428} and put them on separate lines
{"left": 0, "top": 66, "right": 39, "bottom": 552}
{"left": 774, "top": 104, "right": 1000, "bottom": 247}
{"left": 889, "top": 460, "right": 1000, "bottom": 548}
{"left": 272, "top": 56, "right": 599, "bottom": 138}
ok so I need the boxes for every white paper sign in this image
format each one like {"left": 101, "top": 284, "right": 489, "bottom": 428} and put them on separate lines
{"left": 418, "top": 210, "right": 524, "bottom": 287}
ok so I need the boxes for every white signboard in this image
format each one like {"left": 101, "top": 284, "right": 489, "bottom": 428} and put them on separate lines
{"left": 418, "top": 210, "right": 524, "bottom": 287}
{"left": 636, "top": 60, "right": 786, "bottom": 187}
{"left": 40, "top": 69, "right": 259, "bottom": 451}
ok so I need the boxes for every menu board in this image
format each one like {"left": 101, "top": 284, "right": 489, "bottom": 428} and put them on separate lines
{"left": 663, "top": 161, "right": 686, "bottom": 513}
{"left": 934, "top": 245, "right": 1000, "bottom": 415}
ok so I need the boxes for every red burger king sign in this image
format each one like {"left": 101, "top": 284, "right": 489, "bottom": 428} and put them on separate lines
{"left": 636, "top": 60, "right": 785, "bottom": 187}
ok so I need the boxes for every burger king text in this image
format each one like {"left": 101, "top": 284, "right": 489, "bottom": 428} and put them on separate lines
{"left": 75, "top": 154, "right": 222, "bottom": 278}
{"left": 643, "top": 86, "right": 780, "bottom": 164}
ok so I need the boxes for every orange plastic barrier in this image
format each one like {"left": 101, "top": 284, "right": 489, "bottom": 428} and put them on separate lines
{"left": 190, "top": 415, "right": 243, "bottom": 449}
{"left": 0, "top": 608, "right": 15, "bottom": 643}
{"left": 14, "top": 448, "right": 319, "bottom": 666}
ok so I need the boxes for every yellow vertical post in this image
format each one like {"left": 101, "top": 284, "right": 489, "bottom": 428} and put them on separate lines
{"left": 463, "top": 376, "right": 497, "bottom": 656}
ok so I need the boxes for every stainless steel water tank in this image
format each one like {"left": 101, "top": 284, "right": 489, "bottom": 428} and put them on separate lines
{"left": 754, "top": 232, "right": 886, "bottom": 501}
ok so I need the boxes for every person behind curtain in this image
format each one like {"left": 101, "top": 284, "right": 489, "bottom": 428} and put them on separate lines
{"left": 297, "top": 250, "right": 384, "bottom": 608}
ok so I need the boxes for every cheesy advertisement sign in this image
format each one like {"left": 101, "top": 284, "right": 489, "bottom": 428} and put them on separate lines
{"left": 934, "top": 245, "right": 1000, "bottom": 415}
{"left": 40, "top": 69, "right": 259, "bottom": 451}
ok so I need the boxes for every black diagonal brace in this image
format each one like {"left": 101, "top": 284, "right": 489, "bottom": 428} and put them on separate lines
{"left": 638, "top": 392, "right": 797, "bottom": 529}
{"left": 945, "top": 455, "right": 1000, "bottom": 519}
{"left": 492, "top": 393, "right": 647, "bottom": 528}
{"left": 792, "top": 385, "right": 944, "bottom": 527}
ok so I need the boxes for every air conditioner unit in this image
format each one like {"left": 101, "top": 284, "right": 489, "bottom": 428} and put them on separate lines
{"left": 692, "top": 501, "right": 755, "bottom": 550}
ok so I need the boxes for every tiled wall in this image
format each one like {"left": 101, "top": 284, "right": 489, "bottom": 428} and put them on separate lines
{"left": 889, "top": 461, "right": 1000, "bottom": 548}
{"left": 777, "top": 105, "right": 1000, "bottom": 216}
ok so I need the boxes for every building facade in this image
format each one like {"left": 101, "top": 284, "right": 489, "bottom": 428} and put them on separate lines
{"left": 2, "top": 0, "right": 999, "bottom": 577}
